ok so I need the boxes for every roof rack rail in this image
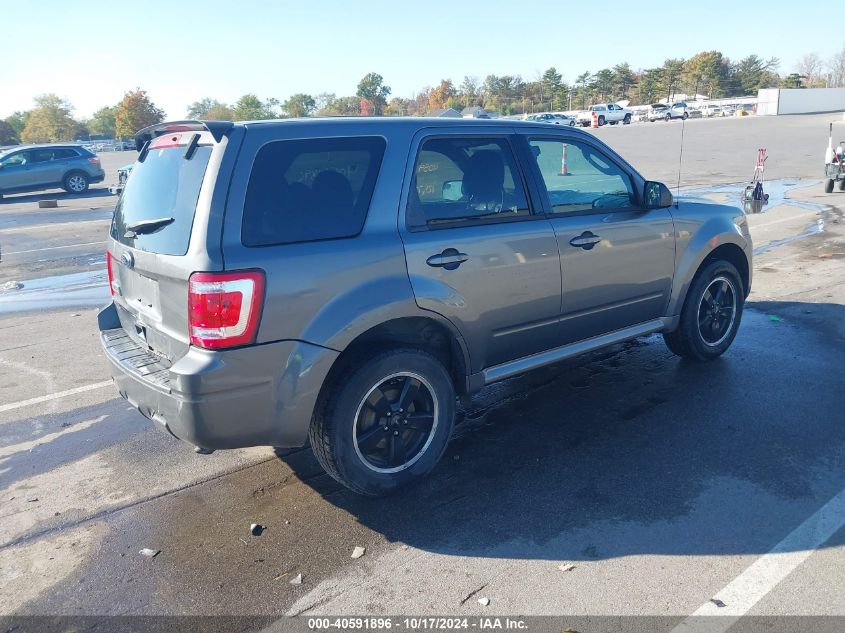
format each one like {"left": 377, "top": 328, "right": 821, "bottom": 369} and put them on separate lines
{"left": 134, "top": 120, "right": 233, "bottom": 151}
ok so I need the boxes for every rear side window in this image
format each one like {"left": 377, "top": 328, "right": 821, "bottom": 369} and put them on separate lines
{"left": 111, "top": 139, "right": 212, "bottom": 256}
{"left": 407, "top": 137, "right": 530, "bottom": 228}
{"left": 241, "top": 136, "right": 385, "bottom": 247}
{"left": 53, "top": 148, "right": 79, "bottom": 159}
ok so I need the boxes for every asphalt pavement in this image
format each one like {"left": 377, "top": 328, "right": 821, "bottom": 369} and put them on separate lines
{"left": 1, "top": 116, "right": 844, "bottom": 628}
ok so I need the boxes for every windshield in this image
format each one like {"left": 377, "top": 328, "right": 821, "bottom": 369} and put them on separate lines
{"left": 110, "top": 145, "right": 212, "bottom": 255}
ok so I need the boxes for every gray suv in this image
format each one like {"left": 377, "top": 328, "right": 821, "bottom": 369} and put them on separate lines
{"left": 99, "top": 119, "right": 752, "bottom": 496}
{"left": 0, "top": 143, "right": 105, "bottom": 199}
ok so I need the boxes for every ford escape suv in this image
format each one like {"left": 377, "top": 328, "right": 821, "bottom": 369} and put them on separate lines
{"left": 99, "top": 118, "right": 752, "bottom": 496}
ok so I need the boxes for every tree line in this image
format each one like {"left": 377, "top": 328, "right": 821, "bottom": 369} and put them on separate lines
{"left": 2, "top": 48, "right": 845, "bottom": 146}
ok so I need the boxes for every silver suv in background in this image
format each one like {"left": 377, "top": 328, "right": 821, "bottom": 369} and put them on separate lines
{"left": 99, "top": 118, "right": 752, "bottom": 496}
{"left": 0, "top": 144, "right": 105, "bottom": 199}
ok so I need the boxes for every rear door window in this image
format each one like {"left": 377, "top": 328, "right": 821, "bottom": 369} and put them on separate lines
{"left": 111, "top": 134, "right": 212, "bottom": 255}
{"left": 241, "top": 136, "right": 385, "bottom": 246}
{"left": 407, "top": 137, "right": 530, "bottom": 229}
{"left": 29, "top": 149, "right": 54, "bottom": 163}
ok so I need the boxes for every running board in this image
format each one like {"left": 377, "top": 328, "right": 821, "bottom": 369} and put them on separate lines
{"left": 481, "top": 318, "right": 667, "bottom": 386}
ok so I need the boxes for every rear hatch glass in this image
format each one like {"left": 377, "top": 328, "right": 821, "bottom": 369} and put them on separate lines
{"left": 111, "top": 135, "right": 212, "bottom": 255}
{"left": 109, "top": 132, "right": 216, "bottom": 362}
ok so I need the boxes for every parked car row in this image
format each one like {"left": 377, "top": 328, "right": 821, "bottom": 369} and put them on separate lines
{"left": 526, "top": 113, "right": 578, "bottom": 126}
{"left": 82, "top": 139, "right": 135, "bottom": 153}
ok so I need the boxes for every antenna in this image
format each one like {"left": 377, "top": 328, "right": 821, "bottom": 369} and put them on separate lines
{"left": 675, "top": 115, "right": 686, "bottom": 208}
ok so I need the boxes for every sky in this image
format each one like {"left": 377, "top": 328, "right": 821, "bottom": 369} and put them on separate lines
{"left": 0, "top": 0, "right": 835, "bottom": 120}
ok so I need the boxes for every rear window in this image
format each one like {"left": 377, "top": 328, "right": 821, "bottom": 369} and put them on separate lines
{"left": 111, "top": 142, "right": 212, "bottom": 255}
{"left": 241, "top": 136, "right": 385, "bottom": 247}
{"left": 51, "top": 148, "right": 80, "bottom": 159}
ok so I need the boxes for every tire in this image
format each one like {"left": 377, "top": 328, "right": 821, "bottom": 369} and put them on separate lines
{"left": 569, "top": 120, "right": 576, "bottom": 126}
{"left": 682, "top": 112, "right": 689, "bottom": 120}
{"left": 309, "top": 348, "right": 456, "bottom": 497}
{"left": 598, "top": 115, "right": 605, "bottom": 126}
{"left": 663, "top": 259, "right": 744, "bottom": 362}
{"left": 839, "top": 180, "right": 845, "bottom": 191}
{"left": 665, "top": 114, "right": 672, "bottom": 122}
{"left": 623, "top": 114, "right": 632, "bottom": 125}
{"left": 63, "top": 171, "right": 89, "bottom": 194}
{"left": 825, "top": 179, "right": 835, "bottom": 193}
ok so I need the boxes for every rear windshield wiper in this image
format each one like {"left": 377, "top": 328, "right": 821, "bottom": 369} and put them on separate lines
{"left": 124, "top": 217, "right": 175, "bottom": 238}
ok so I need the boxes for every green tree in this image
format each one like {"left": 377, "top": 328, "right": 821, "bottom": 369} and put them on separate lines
{"left": 20, "top": 94, "right": 78, "bottom": 143}
{"left": 541, "top": 67, "right": 566, "bottom": 110}
{"left": 0, "top": 119, "right": 17, "bottom": 145}
{"left": 591, "top": 68, "right": 615, "bottom": 101}
{"left": 205, "top": 103, "right": 235, "bottom": 120}
{"left": 356, "top": 72, "right": 391, "bottom": 115}
{"left": 661, "top": 58, "right": 685, "bottom": 101}
{"left": 317, "top": 95, "right": 360, "bottom": 116}
{"left": 384, "top": 97, "right": 412, "bottom": 116}
{"left": 115, "top": 89, "right": 165, "bottom": 138}
{"left": 638, "top": 68, "right": 663, "bottom": 104}
{"left": 282, "top": 93, "right": 316, "bottom": 118}
{"left": 187, "top": 98, "right": 231, "bottom": 119}
{"left": 683, "top": 51, "right": 727, "bottom": 98}
{"left": 732, "top": 55, "right": 780, "bottom": 94}
{"left": 5, "top": 112, "right": 28, "bottom": 137}
{"left": 613, "top": 63, "right": 635, "bottom": 99}
{"left": 232, "top": 94, "right": 277, "bottom": 120}
{"left": 781, "top": 73, "right": 804, "bottom": 89}
{"left": 574, "top": 71, "right": 592, "bottom": 107}
{"left": 460, "top": 75, "right": 481, "bottom": 107}
{"left": 88, "top": 106, "right": 117, "bottom": 137}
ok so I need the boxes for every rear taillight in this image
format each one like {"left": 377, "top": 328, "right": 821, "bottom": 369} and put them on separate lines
{"left": 188, "top": 270, "right": 265, "bottom": 349}
{"left": 88, "top": 157, "right": 100, "bottom": 165}
{"left": 106, "top": 252, "right": 119, "bottom": 296}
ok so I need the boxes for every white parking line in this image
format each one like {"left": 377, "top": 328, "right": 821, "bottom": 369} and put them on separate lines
{"left": 672, "top": 486, "right": 845, "bottom": 632}
{"left": 1, "top": 218, "right": 109, "bottom": 234}
{"left": 3, "top": 241, "right": 105, "bottom": 256}
{"left": 0, "top": 381, "right": 113, "bottom": 414}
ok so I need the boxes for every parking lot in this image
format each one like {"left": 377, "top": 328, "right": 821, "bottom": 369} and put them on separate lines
{"left": 1, "top": 114, "right": 844, "bottom": 627}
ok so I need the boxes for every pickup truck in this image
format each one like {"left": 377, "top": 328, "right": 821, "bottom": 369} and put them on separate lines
{"left": 577, "top": 103, "right": 632, "bottom": 127}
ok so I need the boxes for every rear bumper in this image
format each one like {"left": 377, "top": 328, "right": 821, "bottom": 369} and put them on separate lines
{"left": 90, "top": 171, "right": 105, "bottom": 184}
{"left": 97, "top": 302, "right": 339, "bottom": 450}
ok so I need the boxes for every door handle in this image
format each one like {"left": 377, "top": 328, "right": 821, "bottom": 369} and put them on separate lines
{"left": 569, "top": 232, "right": 602, "bottom": 250}
{"left": 426, "top": 249, "right": 468, "bottom": 270}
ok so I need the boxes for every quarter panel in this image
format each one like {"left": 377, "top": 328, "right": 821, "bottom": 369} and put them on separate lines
{"left": 667, "top": 201, "right": 751, "bottom": 316}
{"left": 222, "top": 120, "right": 421, "bottom": 348}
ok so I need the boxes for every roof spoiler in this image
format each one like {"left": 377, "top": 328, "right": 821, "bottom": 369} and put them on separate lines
{"left": 134, "top": 120, "right": 233, "bottom": 151}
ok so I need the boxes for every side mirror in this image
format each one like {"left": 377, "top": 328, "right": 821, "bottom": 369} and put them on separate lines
{"left": 644, "top": 181, "right": 673, "bottom": 209}
{"left": 442, "top": 179, "right": 463, "bottom": 201}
